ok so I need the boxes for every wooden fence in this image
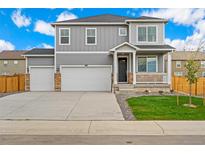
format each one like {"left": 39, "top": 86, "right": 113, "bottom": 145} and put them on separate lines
{"left": 0, "top": 74, "right": 25, "bottom": 93}
{"left": 172, "top": 76, "right": 205, "bottom": 96}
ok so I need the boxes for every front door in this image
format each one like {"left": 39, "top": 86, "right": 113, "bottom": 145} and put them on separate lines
{"left": 118, "top": 57, "right": 127, "bottom": 82}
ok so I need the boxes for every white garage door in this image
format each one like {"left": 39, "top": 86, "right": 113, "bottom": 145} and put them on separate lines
{"left": 30, "top": 67, "right": 54, "bottom": 91}
{"left": 61, "top": 65, "right": 112, "bottom": 91}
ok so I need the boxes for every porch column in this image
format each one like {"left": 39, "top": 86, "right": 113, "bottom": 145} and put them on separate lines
{"left": 132, "top": 51, "right": 136, "bottom": 84}
{"left": 113, "top": 51, "right": 118, "bottom": 84}
{"left": 167, "top": 52, "right": 172, "bottom": 84}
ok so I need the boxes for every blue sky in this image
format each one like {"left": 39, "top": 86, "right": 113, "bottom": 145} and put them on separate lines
{"left": 0, "top": 8, "right": 204, "bottom": 51}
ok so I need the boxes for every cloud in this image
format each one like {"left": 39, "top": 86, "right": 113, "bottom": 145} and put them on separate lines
{"left": 141, "top": 8, "right": 205, "bottom": 51}
{"left": 34, "top": 20, "right": 54, "bottom": 36}
{"left": 141, "top": 8, "right": 205, "bottom": 26}
{"left": 0, "top": 39, "right": 15, "bottom": 52}
{"left": 11, "top": 9, "right": 31, "bottom": 28}
{"left": 57, "top": 11, "right": 78, "bottom": 21}
{"left": 40, "top": 43, "right": 53, "bottom": 48}
{"left": 126, "top": 9, "right": 138, "bottom": 17}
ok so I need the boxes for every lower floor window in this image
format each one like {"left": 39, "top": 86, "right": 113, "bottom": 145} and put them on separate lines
{"left": 202, "top": 72, "right": 205, "bottom": 77}
{"left": 138, "top": 56, "right": 157, "bottom": 72}
{"left": 174, "top": 72, "right": 183, "bottom": 76}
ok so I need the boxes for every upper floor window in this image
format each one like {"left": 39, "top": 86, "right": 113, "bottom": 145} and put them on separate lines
{"left": 86, "top": 28, "right": 97, "bottom": 45}
{"left": 138, "top": 27, "right": 146, "bottom": 42}
{"left": 174, "top": 72, "right": 183, "bottom": 76}
{"left": 137, "top": 26, "right": 157, "bottom": 43}
{"left": 201, "top": 61, "right": 205, "bottom": 68}
{"left": 138, "top": 56, "right": 157, "bottom": 72}
{"left": 59, "top": 28, "right": 70, "bottom": 45}
{"left": 148, "top": 26, "right": 157, "bottom": 42}
{"left": 176, "top": 61, "right": 181, "bottom": 68}
{"left": 3, "top": 60, "right": 8, "bottom": 65}
{"left": 119, "top": 28, "right": 127, "bottom": 36}
{"left": 14, "top": 60, "right": 18, "bottom": 65}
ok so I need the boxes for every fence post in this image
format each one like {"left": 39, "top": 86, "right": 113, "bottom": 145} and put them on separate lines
{"left": 195, "top": 81, "right": 197, "bottom": 96}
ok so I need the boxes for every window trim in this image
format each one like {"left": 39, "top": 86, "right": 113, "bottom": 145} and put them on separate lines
{"left": 136, "top": 55, "right": 158, "bottom": 73}
{"left": 119, "top": 28, "right": 127, "bottom": 36}
{"left": 201, "top": 61, "right": 205, "bottom": 68}
{"left": 85, "top": 27, "right": 97, "bottom": 45}
{"left": 59, "top": 27, "right": 71, "bottom": 45}
{"left": 176, "top": 61, "right": 181, "bottom": 68}
{"left": 136, "top": 25, "right": 158, "bottom": 43}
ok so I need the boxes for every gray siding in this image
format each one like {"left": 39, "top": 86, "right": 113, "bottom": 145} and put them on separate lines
{"left": 55, "top": 25, "right": 128, "bottom": 51}
{"left": 27, "top": 57, "right": 54, "bottom": 67}
{"left": 56, "top": 53, "right": 113, "bottom": 69}
{"left": 129, "top": 22, "right": 164, "bottom": 45}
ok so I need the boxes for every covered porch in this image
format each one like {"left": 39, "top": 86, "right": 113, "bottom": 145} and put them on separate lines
{"left": 110, "top": 42, "right": 174, "bottom": 87}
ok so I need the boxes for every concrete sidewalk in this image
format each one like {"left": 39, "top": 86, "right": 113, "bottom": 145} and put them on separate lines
{"left": 0, "top": 120, "right": 205, "bottom": 135}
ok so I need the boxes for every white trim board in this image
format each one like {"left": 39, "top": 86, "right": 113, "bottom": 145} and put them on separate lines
{"left": 55, "top": 51, "right": 109, "bottom": 54}
{"left": 60, "top": 64, "right": 112, "bottom": 73}
{"left": 52, "top": 22, "right": 127, "bottom": 26}
{"left": 23, "top": 55, "right": 54, "bottom": 57}
{"left": 29, "top": 66, "right": 54, "bottom": 69}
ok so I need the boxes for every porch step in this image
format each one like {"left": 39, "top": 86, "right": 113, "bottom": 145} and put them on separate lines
{"left": 115, "top": 83, "right": 170, "bottom": 93}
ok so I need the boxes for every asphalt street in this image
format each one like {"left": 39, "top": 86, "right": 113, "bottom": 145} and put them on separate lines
{"left": 0, "top": 135, "right": 205, "bottom": 145}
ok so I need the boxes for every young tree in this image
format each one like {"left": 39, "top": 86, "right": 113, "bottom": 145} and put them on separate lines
{"left": 184, "top": 59, "right": 200, "bottom": 107}
{"left": 184, "top": 39, "right": 205, "bottom": 107}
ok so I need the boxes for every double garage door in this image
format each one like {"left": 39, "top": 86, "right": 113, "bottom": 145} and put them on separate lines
{"left": 30, "top": 65, "right": 112, "bottom": 91}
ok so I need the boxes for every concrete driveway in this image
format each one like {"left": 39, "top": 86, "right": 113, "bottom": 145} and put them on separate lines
{"left": 0, "top": 92, "right": 124, "bottom": 120}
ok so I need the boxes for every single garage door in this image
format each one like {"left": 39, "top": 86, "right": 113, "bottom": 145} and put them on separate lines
{"left": 30, "top": 66, "right": 54, "bottom": 91}
{"left": 61, "top": 65, "right": 112, "bottom": 91}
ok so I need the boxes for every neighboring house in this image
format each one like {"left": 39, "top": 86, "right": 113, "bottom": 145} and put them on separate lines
{"left": 165, "top": 51, "right": 205, "bottom": 77}
{"left": 0, "top": 50, "right": 26, "bottom": 75}
{"left": 23, "top": 14, "right": 175, "bottom": 92}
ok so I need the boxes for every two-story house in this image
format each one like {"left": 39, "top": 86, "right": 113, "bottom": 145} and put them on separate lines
{"left": 0, "top": 50, "right": 26, "bottom": 75}
{"left": 165, "top": 51, "right": 205, "bottom": 77}
{"left": 23, "top": 14, "right": 175, "bottom": 92}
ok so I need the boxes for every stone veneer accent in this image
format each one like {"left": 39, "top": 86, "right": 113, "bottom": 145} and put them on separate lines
{"left": 55, "top": 72, "right": 61, "bottom": 91}
{"left": 136, "top": 73, "right": 165, "bottom": 82}
{"left": 25, "top": 73, "right": 30, "bottom": 91}
{"left": 128, "top": 72, "right": 133, "bottom": 84}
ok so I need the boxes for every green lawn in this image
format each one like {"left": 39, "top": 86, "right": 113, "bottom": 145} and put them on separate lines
{"left": 127, "top": 96, "right": 205, "bottom": 120}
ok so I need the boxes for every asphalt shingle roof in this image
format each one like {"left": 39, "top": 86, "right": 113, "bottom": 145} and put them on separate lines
{"left": 24, "top": 48, "right": 54, "bottom": 55}
{"left": 0, "top": 50, "right": 26, "bottom": 60}
{"left": 54, "top": 14, "right": 134, "bottom": 23}
{"left": 170, "top": 51, "right": 205, "bottom": 60}
{"left": 135, "top": 44, "right": 175, "bottom": 50}
{"left": 53, "top": 14, "right": 167, "bottom": 24}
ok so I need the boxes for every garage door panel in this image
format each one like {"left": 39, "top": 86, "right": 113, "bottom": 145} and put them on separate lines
{"left": 61, "top": 66, "right": 111, "bottom": 91}
{"left": 30, "top": 67, "right": 54, "bottom": 91}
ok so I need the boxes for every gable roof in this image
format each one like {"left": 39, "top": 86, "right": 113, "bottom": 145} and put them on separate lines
{"left": 53, "top": 14, "right": 134, "bottom": 23}
{"left": 110, "top": 42, "right": 139, "bottom": 51}
{"left": 52, "top": 14, "right": 167, "bottom": 25}
{"left": 170, "top": 51, "right": 205, "bottom": 60}
{"left": 0, "top": 50, "right": 26, "bottom": 60}
{"left": 23, "top": 48, "right": 54, "bottom": 56}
